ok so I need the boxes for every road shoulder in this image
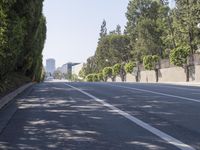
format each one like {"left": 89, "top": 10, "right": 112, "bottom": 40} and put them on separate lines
{"left": 0, "top": 82, "right": 35, "bottom": 110}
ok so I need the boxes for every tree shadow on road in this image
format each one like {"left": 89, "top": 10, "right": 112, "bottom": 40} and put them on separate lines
{"left": 0, "top": 82, "right": 198, "bottom": 150}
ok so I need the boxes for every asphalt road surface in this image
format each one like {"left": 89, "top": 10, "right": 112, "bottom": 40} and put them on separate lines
{"left": 0, "top": 81, "right": 200, "bottom": 150}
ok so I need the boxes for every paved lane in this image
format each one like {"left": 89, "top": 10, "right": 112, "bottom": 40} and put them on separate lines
{"left": 63, "top": 82, "right": 200, "bottom": 150}
{"left": 0, "top": 82, "right": 199, "bottom": 150}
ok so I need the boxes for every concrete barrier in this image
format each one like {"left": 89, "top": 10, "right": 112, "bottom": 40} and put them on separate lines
{"left": 107, "top": 64, "right": 200, "bottom": 83}
{"left": 0, "top": 82, "right": 35, "bottom": 110}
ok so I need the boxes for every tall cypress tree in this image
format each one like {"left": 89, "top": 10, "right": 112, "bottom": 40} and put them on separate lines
{"left": 173, "top": 0, "right": 200, "bottom": 54}
{"left": 99, "top": 19, "right": 107, "bottom": 38}
{"left": 125, "top": 0, "right": 170, "bottom": 61}
{"left": 116, "top": 25, "right": 121, "bottom": 35}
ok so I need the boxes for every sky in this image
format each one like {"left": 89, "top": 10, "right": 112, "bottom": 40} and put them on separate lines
{"left": 43, "top": 0, "right": 129, "bottom": 68}
{"left": 43, "top": 0, "right": 175, "bottom": 68}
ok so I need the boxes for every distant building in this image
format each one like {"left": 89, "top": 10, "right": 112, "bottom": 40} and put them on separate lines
{"left": 60, "top": 62, "right": 80, "bottom": 78}
{"left": 46, "top": 58, "right": 56, "bottom": 76}
{"left": 72, "top": 63, "right": 84, "bottom": 77}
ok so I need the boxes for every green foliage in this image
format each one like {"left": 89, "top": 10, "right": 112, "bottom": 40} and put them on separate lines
{"left": 0, "top": 0, "right": 46, "bottom": 84}
{"left": 97, "top": 72, "right": 103, "bottom": 81}
{"left": 116, "top": 25, "right": 121, "bottom": 35}
{"left": 86, "top": 74, "right": 94, "bottom": 82}
{"left": 143, "top": 56, "right": 153, "bottom": 70}
{"left": 170, "top": 46, "right": 190, "bottom": 67}
{"left": 76, "top": 0, "right": 200, "bottom": 82}
{"left": 71, "top": 74, "right": 82, "bottom": 82}
{"left": 125, "top": 62, "right": 136, "bottom": 74}
{"left": 83, "top": 56, "right": 98, "bottom": 75}
{"left": 0, "top": 72, "right": 30, "bottom": 95}
{"left": 100, "top": 20, "right": 107, "bottom": 38}
{"left": 126, "top": 0, "right": 170, "bottom": 60}
{"left": 112, "top": 63, "right": 121, "bottom": 76}
{"left": 0, "top": 2, "right": 8, "bottom": 80}
{"left": 94, "top": 34, "right": 131, "bottom": 73}
{"left": 93, "top": 74, "right": 99, "bottom": 82}
{"left": 102, "top": 67, "right": 113, "bottom": 81}
{"left": 109, "top": 34, "right": 131, "bottom": 63}
{"left": 172, "top": 0, "right": 200, "bottom": 53}
{"left": 79, "top": 66, "right": 86, "bottom": 79}
{"left": 94, "top": 36, "right": 112, "bottom": 72}
{"left": 143, "top": 55, "right": 160, "bottom": 70}
{"left": 152, "top": 55, "right": 160, "bottom": 63}
{"left": 85, "top": 74, "right": 99, "bottom": 82}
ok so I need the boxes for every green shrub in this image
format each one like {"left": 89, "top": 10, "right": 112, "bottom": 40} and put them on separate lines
{"left": 143, "top": 55, "right": 159, "bottom": 70}
{"left": 98, "top": 73, "right": 104, "bottom": 81}
{"left": 112, "top": 64, "right": 121, "bottom": 76}
{"left": 170, "top": 46, "right": 190, "bottom": 67}
{"left": 93, "top": 74, "right": 99, "bottom": 82}
{"left": 0, "top": 72, "right": 31, "bottom": 97}
{"left": 85, "top": 74, "right": 94, "bottom": 82}
{"left": 102, "top": 67, "right": 113, "bottom": 81}
{"left": 124, "top": 62, "right": 136, "bottom": 74}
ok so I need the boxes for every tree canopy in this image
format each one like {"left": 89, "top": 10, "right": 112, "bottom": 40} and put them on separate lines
{"left": 68, "top": 0, "right": 200, "bottom": 82}
{"left": 0, "top": 0, "right": 46, "bottom": 83}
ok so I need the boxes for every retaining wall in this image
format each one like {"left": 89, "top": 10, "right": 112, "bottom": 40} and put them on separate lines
{"left": 112, "top": 65, "right": 200, "bottom": 83}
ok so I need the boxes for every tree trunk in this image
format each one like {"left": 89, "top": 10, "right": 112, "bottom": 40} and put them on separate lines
{"left": 185, "top": 66, "right": 189, "bottom": 82}
{"left": 155, "top": 69, "right": 159, "bottom": 82}
{"left": 112, "top": 77, "right": 116, "bottom": 82}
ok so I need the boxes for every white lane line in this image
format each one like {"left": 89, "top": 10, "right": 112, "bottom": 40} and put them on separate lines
{"left": 106, "top": 84, "right": 200, "bottom": 103}
{"left": 64, "top": 83, "right": 196, "bottom": 150}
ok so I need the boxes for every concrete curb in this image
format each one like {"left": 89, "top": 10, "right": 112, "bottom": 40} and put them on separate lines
{"left": 160, "top": 82, "right": 200, "bottom": 87}
{"left": 112, "top": 81, "right": 200, "bottom": 87}
{"left": 0, "top": 82, "right": 35, "bottom": 110}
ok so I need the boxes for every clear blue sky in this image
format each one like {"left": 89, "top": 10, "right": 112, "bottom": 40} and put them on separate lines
{"left": 43, "top": 0, "right": 175, "bottom": 68}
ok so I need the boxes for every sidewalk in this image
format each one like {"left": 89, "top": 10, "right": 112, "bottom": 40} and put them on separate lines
{"left": 158, "top": 82, "right": 200, "bottom": 87}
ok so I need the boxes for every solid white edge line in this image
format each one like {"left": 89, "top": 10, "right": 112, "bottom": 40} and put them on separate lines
{"left": 107, "top": 84, "right": 200, "bottom": 103}
{"left": 64, "top": 83, "right": 196, "bottom": 150}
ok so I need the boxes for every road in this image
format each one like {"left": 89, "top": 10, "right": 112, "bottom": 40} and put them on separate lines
{"left": 0, "top": 81, "right": 200, "bottom": 150}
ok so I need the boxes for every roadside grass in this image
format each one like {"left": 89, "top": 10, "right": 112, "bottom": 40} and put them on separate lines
{"left": 0, "top": 72, "right": 31, "bottom": 98}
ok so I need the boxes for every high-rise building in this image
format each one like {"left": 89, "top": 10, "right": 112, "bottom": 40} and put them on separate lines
{"left": 46, "top": 58, "right": 56, "bottom": 76}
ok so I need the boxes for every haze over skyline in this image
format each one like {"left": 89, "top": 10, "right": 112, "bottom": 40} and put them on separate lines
{"left": 43, "top": 0, "right": 175, "bottom": 68}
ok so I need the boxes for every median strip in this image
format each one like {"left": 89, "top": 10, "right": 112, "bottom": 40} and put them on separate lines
{"left": 64, "top": 83, "right": 196, "bottom": 150}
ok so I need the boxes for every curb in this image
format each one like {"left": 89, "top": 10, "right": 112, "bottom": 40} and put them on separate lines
{"left": 154, "top": 82, "right": 200, "bottom": 87}
{"left": 0, "top": 82, "right": 35, "bottom": 110}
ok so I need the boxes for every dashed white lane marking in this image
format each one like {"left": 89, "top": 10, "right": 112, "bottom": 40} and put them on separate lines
{"left": 64, "top": 83, "right": 196, "bottom": 150}
{"left": 107, "top": 84, "right": 200, "bottom": 103}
